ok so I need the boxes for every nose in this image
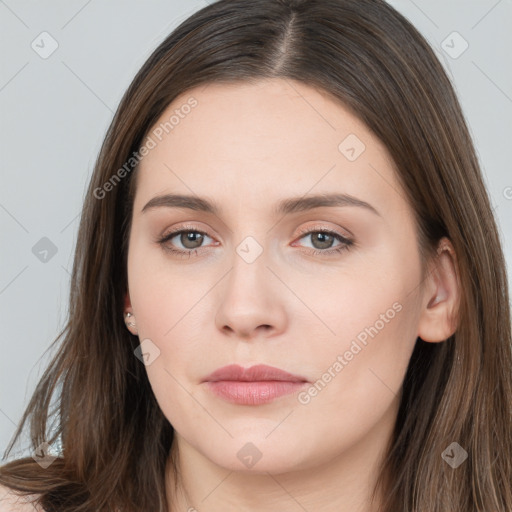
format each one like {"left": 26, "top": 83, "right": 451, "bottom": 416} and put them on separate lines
{"left": 214, "top": 244, "right": 288, "bottom": 340}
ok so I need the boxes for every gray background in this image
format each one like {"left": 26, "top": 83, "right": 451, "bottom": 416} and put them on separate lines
{"left": 1, "top": 0, "right": 511, "bottom": 459}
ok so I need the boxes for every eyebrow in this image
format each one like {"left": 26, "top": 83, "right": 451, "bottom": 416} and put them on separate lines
{"left": 141, "top": 192, "right": 380, "bottom": 217}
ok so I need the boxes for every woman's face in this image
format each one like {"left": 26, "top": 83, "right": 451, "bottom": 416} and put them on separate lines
{"left": 126, "top": 78, "right": 426, "bottom": 474}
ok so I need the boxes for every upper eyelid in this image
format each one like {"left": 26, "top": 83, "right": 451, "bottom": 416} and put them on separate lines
{"left": 161, "top": 224, "right": 212, "bottom": 240}
{"left": 296, "top": 224, "right": 352, "bottom": 239}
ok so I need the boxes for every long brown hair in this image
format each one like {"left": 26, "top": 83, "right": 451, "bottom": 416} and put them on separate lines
{"left": 1, "top": 0, "right": 511, "bottom": 510}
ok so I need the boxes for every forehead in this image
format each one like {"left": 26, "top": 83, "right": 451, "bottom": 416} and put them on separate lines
{"left": 133, "top": 78, "right": 405, "bottom": 219}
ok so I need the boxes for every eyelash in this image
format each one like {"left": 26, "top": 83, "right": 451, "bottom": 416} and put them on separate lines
{"left": 157, "top": 224, "right": 354, "bottom": 258}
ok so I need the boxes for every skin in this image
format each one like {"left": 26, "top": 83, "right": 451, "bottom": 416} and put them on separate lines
{"left": 124, "top": 78, "right": 459, "bottom": 512}
{"left": 0, "top": 486, "right": 43, "bottom": 511}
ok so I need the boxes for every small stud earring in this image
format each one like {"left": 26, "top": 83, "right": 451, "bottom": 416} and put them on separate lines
{"left": 125, "top": 312, "right": 136, "bottom": 328}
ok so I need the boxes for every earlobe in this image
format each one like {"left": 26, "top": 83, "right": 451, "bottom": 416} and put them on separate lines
{"left": 417, "top": 238, "right": 460, "bottom": 343}
{"left": 124, "top": 311, "right": 138, "bottom": 335}
{"left": 123, "top": 291, "right": 138, "bottom": 335}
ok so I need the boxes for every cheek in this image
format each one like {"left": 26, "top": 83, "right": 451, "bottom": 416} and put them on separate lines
{"left": 295, "top": 249, "right": 422, "bottom": 432}
{"left": 305, "top": 240, "right": 420, "bottom": 354}
{"left": 294, "top": 301, "right": 418, "bottom": 463}
{"left": 287, "top": 283, "right": 420, "bottom": 468}
{"left": 127, "top": 233, "right": 207, "bottom": 338}
{"left": 127, "top": 238, "right": 217, "bottom": 395}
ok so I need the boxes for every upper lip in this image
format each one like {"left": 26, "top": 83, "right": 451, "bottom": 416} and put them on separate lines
{"left": 203, "top": 364, "right": 308, "bottom": 383}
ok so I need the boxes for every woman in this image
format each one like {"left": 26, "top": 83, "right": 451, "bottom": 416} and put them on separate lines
{"left": 1, "top": 0, "right": 511, "bottom": 510}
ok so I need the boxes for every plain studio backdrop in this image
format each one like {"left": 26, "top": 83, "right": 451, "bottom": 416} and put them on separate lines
{"left": 0, "top": 0, "right": 511, "bottom": 458}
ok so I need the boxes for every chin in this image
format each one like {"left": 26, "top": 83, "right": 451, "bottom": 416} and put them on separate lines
{"left": 198, "top": 435, "right": 315, "bottom": 474}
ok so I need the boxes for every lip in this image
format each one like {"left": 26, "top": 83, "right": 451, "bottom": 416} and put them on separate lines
{"left": 203, "top": 364, "right": 309, "bottom": 405}
{"left": 203, "top": 364, "right": 308, "bottom": 383}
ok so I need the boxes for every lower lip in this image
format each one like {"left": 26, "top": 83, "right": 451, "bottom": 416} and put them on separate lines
{"left": 205, "top": 381, "right": 307, "bottom": 405}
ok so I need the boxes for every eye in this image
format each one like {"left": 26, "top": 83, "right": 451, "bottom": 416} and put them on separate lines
{"left": 157, "top": 224, "right": 217, "bottom": 257}
{"left": 292, "top": 227, "right": 354, "bottom": 256}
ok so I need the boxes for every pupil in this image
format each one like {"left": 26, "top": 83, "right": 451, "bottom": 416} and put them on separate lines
{"left": 313, "top": 232, "right": 332, "bottom": 249}
{"left": 182, "top": 232, "right": 203, "bottom": 248}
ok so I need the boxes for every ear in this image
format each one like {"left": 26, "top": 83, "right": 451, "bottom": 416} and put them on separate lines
{"left": 417, "top": 237, "right": 460, "bottom": 343}
{"left": 123, "top": 291, "right": 138, "bottom": 336}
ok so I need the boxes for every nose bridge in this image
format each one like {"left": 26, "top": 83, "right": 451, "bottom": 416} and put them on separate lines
{"left": 228, "top": 232, "right": 271, "bottom": 296}
{"left": 214, "top": 230, "right": 286, "bottom": 337}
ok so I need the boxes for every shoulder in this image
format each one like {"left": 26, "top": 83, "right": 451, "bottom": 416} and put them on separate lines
{"left": 0, "top": 485, "right": 44, "bottom": 512}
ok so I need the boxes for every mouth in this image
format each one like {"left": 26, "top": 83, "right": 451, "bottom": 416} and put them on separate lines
{"left": 202, "top": 364, "right": 309, "bottom": 405}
